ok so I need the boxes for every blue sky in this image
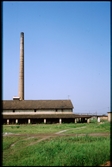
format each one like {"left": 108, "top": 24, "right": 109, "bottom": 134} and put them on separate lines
{"left": 3, "top": 1, "right": 110, "bottom": 115}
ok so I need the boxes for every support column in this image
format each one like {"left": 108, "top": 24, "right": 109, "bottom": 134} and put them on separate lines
{"left": 44, "top": 119, "right": 46, "bottom": 124}
{"left": 77, "top": 118, "right": 79, "bottom": 122}
{"left": 80, "top": 118, "right": 81, "bottom": 122}
{"left": 7, "top": 119, "right": 9, "bottom": 125}
{"left": 97, "top": 117, "right": 100, "bottom": 123}
{"left": 59, "top": 118, "right": 62, "bottom": 124}
{"left": 77, "top": 118, "right": 80, "bottom": 123}
{"left": 75, "top": 118, "right": 77, "bottom": 123}
{"left": 87, "top": 118, "right": 90, "bottom": 123}
{"left": 107, "top": 112, "right": 112, "bottom": 122}
{"left": 15, "top": 119, "right": 18, "bottom": 124}
{"left": 28, "top": 119, "right": 30, "bottom": 124}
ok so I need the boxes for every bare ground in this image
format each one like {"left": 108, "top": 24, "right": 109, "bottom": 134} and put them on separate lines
{"left": 3, "top": 129, "right": 111, "bottom": 166}
{"left": 100, "top": 161, "right": 111, "bottom": 166}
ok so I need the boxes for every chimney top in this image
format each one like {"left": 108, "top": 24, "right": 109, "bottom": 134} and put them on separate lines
{"left": 21, "top": 32, "right": 24, "bottom": 36}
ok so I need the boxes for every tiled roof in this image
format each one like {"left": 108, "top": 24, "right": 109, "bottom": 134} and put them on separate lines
{"left": 2, "top": 100, "right": 74, "bottom": 110}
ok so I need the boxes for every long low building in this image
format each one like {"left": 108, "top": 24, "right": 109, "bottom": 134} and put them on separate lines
{"left": 2, "top": 99, "right": 92, "bottom": 124}
{"left": 3, "top": 99, "right": 73, "bottom": 112}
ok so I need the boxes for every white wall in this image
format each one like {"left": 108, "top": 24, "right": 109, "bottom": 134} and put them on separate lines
{"left": 3, "top": 109, "right": 73, "bottom": 115}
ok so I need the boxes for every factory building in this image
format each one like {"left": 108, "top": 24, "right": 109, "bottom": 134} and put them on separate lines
{"left": 2, "top": 32, "right": 104, "bottom": 124}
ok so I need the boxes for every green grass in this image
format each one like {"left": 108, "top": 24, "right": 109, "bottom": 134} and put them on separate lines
{"left": 3, "top": 121, "right": 110, "bottom": 134}
{"left": 2, "top": 121, "right": 110, "bottom": 166}
{"left": 64, "top": 121, "right": 110, "bottom": 134}
{"left": 2, "top": 123, "right": 88, "bottom": 134}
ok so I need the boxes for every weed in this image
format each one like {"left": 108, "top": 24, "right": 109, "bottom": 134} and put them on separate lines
{"left": 16, "top": 125, "right": 20, "bottom": 128}
{"left": 3, "top": 122, "right": 110, "bottom": 166}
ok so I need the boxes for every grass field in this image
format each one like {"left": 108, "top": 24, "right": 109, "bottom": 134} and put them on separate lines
{"left": 2, "top": 121, "right": 110, "bottom": 166}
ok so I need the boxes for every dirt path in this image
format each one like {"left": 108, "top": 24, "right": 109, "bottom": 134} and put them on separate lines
{"left": 3, "top": 127, "right": 111, "bottom": 166}
{"left": 3, "top": 128, "right": 110, "bottom": 148}
{"left": 100, "top": 161, "right": 111, "bottom": 166}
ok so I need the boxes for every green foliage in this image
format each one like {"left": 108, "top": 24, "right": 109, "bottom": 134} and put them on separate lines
{"left": 90, "top": 117, "right": 97, "bottom": 123}
{"left": 2, "top": 122, "right": 110, "bottom": 166}
{"left": 3, "top": 122, "right": 110, "bottom": 136}
{"left": 16, "top": 125, "right": 20, "bottom": 128}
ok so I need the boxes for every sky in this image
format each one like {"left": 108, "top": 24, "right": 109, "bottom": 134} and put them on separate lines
{"left": 2, "top": 1, "right": 110, "bottom": 115}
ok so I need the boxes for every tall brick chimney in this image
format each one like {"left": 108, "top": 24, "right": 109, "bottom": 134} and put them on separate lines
{"left": 19, "top": 32, "right": 24, "bottom": 100}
